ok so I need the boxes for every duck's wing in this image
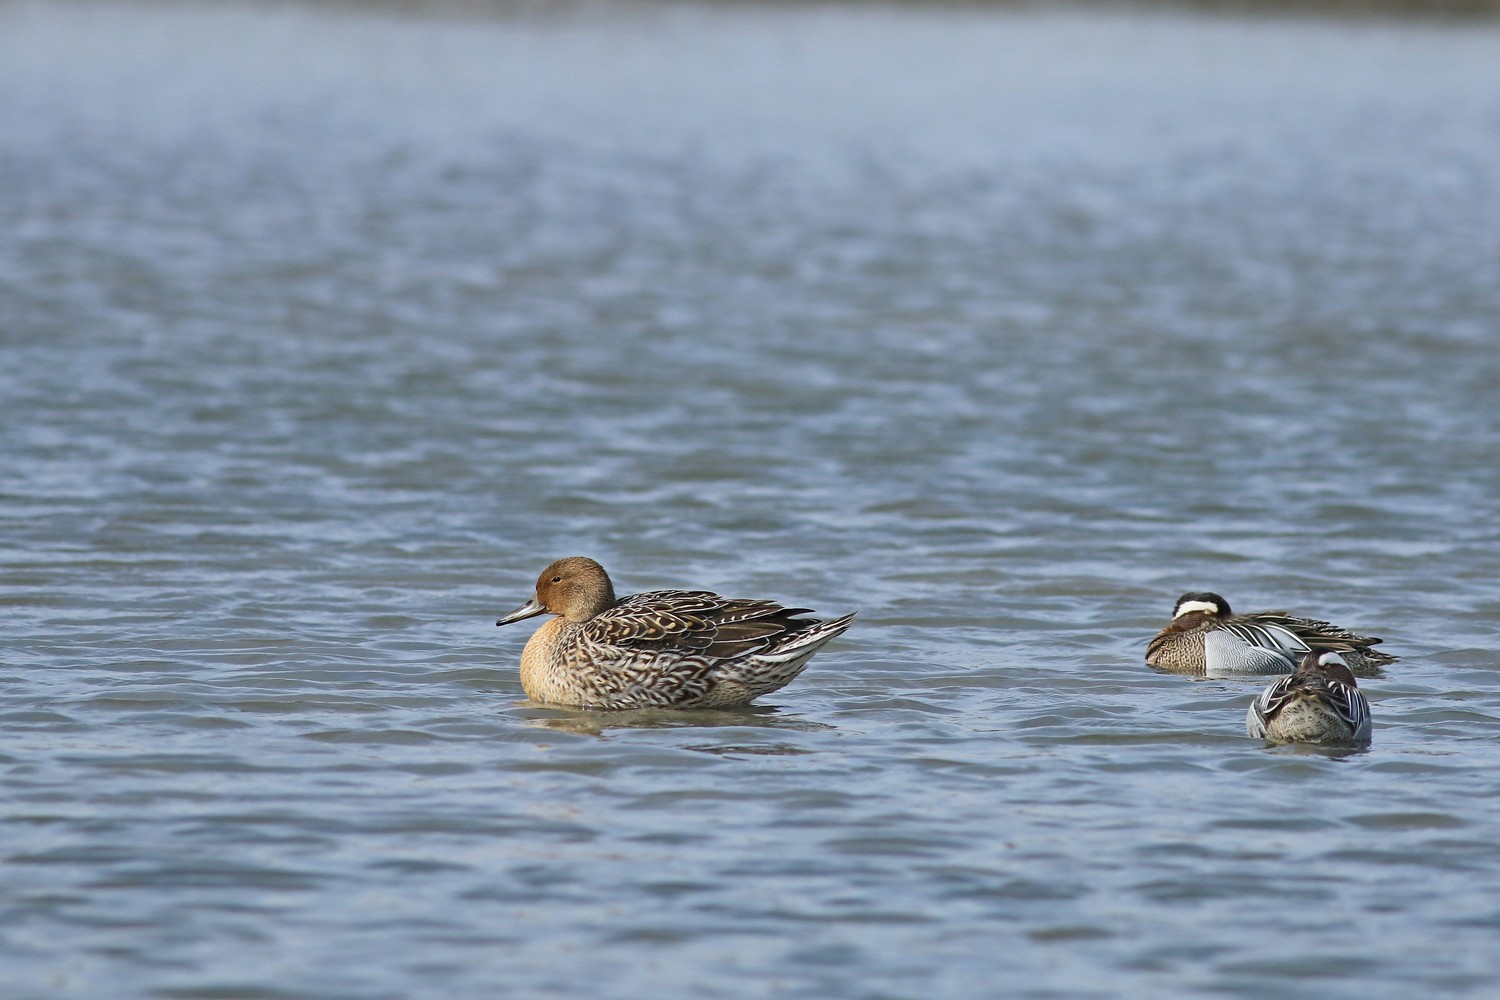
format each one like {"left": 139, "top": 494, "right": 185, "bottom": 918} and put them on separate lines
{"left": 1325, "top": 680, "right": 1373, "bottom": 740}
{"left": 1221, "top": 613, "right": 1314, "bottom": 657}
{"left": 582, "top": 590, "right": 724, "bottom": 652}
{"left": 585, "top": 591, "right": 825, "bottom": 659}
{"left": 1246, "top": 676, "right": 1293, "bottom": 738}
{"left": 1244, "top": 611, "right": 1385, "bottom": 651}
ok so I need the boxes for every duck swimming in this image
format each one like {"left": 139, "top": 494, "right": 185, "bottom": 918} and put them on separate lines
{"left": 1246, "top": 649, "right": 1373, "bottom": 745}
{"left": 1146, "top": 591, "right": 1394, "bottom": 676}
{"left": 495, "top": 556, "right": 856, "bottom": 710}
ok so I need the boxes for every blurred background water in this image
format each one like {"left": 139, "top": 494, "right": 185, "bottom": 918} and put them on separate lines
{"left": 3, "top": 2, "right": 1500, "bottom": 998}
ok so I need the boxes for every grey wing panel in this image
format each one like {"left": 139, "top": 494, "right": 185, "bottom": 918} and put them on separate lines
{"left": 1204, "top": 629, "right": 1298, "bottom": 676}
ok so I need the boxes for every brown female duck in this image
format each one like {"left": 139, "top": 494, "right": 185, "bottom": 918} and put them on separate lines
{"left": 495, "top": 557, "right": 855, "bottom": 710}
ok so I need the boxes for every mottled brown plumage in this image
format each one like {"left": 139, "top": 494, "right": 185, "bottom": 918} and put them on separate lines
{"left": 495, "top": 557, "right": 855, "bottom": 709}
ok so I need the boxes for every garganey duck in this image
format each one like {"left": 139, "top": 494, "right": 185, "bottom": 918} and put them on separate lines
{"left": 1146, "top": 591, "right": 1393, "bottom": 676}
{"left": 1246, "top": 649, "right": 1373, "bottom": 745}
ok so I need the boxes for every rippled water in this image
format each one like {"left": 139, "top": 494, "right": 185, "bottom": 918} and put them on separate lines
{"left": 4, "top": 2, "right": 1500, "bottom": 997}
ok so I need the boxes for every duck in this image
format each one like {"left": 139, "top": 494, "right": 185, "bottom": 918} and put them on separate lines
{"left": 1145, "top": 591, "right": 1394, "bottom": 676}
{"left": 494, "top": 556, "right": 856, "bottom": 710}
{"left": 1246, "top": 649, "right": 1372, "bottom": 745}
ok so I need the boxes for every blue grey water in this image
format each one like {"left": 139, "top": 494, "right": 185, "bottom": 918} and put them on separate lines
{"left": 3, "top": 2, "right": 1500, "bottom": 997}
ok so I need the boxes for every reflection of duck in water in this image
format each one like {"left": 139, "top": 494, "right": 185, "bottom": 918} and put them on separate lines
{"left": 496, "top": 557, "right": 855, "bottom": 710}
{"left": 1146, "top": 591, "right": 1394, "bottom": 676}
{"left": 1246, "top": 650, "right": 1372, "bottom": 745}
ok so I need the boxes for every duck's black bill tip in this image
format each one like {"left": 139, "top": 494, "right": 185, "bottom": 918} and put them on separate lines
{"left": 495, "top": 598, "right": 548, "bottom": 627}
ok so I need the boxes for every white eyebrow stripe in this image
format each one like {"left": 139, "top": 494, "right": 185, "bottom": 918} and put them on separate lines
{"left": 1173, "top": 600, "right": 1220, "bottom": 618}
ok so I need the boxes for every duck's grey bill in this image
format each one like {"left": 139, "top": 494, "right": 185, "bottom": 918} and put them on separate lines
{"left": 496, "top": 599, "right": 548, "bottom": 626}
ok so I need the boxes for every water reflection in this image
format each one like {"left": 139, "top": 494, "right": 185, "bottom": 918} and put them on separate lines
{"left": 521, "top": 702, "right": 837, "bottom": 737}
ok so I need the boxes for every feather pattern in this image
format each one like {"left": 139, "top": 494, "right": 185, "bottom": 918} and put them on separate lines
{"left": 1246, "top": 650, "right": 1373, "bottom": 745}
{"left": 496, "top": 558, "right": 855, "bottom": 710}
{"left": 1146, "top": 591, "right": 1394, "bottom": 677}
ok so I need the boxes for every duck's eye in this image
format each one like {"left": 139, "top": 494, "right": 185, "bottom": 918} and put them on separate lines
{"left": 550, "top": 576, "right": 562, "bottom": 583}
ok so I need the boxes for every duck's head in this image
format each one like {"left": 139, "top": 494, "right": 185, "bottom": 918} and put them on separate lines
{"left": 1299, "top": 649, "right": 1358, "bottom": 688}
{"left": 496, "top": 556, "right": 618, "bottom": 626}
{"left": 1171, "top": 591, "right": 1230, "bottom": 619}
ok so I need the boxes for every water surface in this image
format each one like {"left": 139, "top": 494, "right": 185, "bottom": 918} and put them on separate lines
{"left": 3, "top": 3, "right": 1500, "bottom": 998}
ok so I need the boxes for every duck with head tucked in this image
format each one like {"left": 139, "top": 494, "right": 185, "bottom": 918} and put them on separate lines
{"left": 1246, "top": 649, "right": 1372, "bottom": 745}
{"left": 495, "top": 557, "right": 856, "bottom": 710}
{"left": 1146, "top": 591, "right": 1394, "bottom": 677}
